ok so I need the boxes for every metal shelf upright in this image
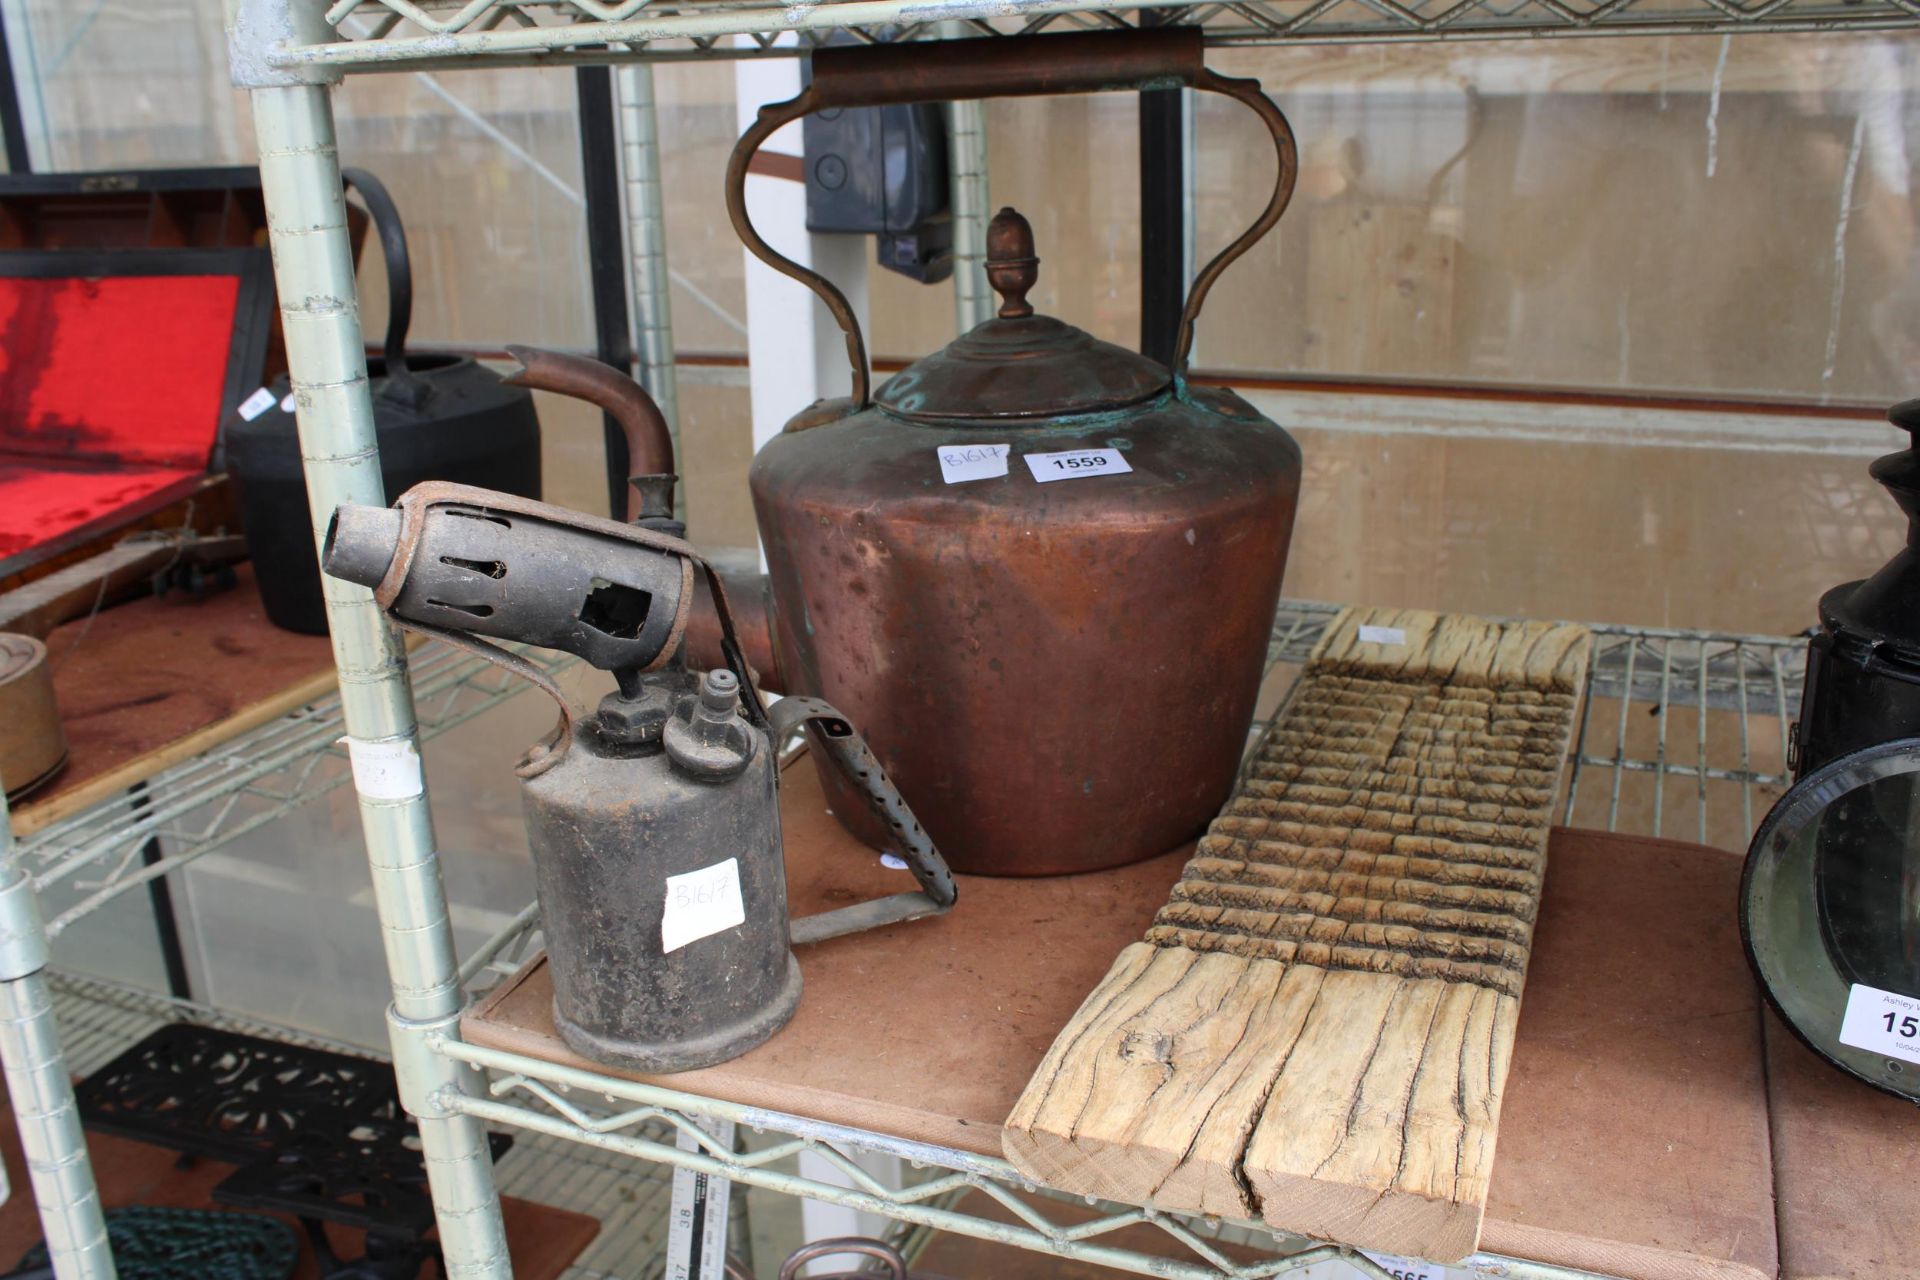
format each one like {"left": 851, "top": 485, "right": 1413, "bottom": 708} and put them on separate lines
{"left": 0, "top": 0, "right": 1877, "bottom": 1275}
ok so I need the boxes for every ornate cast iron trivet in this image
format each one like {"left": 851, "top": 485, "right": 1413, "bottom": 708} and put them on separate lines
{"left": 76, "top": 1025, "right": 511, "bottom": 1280}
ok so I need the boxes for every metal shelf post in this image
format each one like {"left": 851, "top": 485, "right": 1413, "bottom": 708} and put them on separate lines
{"left": 242, "top": 21, "right": 512, "bottom": 1269}
{"left": 0, "top": 787, "right": 110, "bottom": 1278}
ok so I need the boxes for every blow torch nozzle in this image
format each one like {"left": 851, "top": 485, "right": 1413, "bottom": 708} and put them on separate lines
{"left": 320, "top": 482, "right": 693, "bottom": 677}
{"left": 323, "top": 505, "right": 404, "bottom": 591}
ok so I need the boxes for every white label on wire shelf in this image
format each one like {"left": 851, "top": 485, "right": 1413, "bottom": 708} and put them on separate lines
{"left": 1025, "top": 448, "right": 1132, "bottom": 483}
{"left": 1838, "top": 982, "right": 1920, "bottom": 1064}
{"left": 280, "top": 392, "right": 298, "bottom": 414}
{"left": 661, "top": 857, "right": 747, "bottom": 954}
{"left": 1358, "top": 1250, "right": 1473, "bottom": 1280}
{"left": 237, "top": 387, "right": 277, "bottom": 421}
{"left": 1358, "top": 625, "right": 1408, "bottom": 646}
{"left": 938, "top": 442, "right": 1010, "bottom": 484}
{"left": 342, "top": 737, "right": 425, "bottom": 800}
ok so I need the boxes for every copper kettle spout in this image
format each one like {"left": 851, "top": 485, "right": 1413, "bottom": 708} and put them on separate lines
{"left": 503, "top": 345, "right": 677, "bottom": 522}
{"left": 501, "top": 346, "right": 782, "bottom": 689}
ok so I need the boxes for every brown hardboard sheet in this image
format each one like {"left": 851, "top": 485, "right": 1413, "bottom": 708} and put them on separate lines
{"left": 1765, "top": 1009, "right": 1918, "bottom": 1279}
{"left": 464, "top": 765, "right": 1775, "bottom": 1280}
{"left": 12, "top": 564, "right": 338, "bottom": 833}
{"left": 1476, "top": 829, "right": 1775, "bottom": 1280}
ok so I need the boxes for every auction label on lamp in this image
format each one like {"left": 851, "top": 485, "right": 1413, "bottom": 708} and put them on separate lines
{"left": 662, "top": 857, "right": 747, "bottom": 954}
{"left": 938, "top": 442, "right": 1010, "bottom": 484}
{"left": 1025, "top": 448, "right": 1133, "bottom": 483}
{"left": 1839, "top": 982, "right": 1920, "bottom": 1064}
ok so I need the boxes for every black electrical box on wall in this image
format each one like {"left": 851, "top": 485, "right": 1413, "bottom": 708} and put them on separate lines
{"left": 804, "top": 97, "right": 953, "bottom": 284}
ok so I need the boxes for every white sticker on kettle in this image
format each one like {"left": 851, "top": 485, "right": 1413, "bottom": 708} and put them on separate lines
{"left": 937, "top": 443, "right": 1010, "bottom": 484}
{"left": 1025, "top": 448, "right": 1132, "bottom": 483}
{"left": 662, "top": 857, "right": 747, "bottom": 954}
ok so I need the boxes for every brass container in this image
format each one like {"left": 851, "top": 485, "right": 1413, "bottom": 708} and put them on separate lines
{"left": 0, "top": 633, "right": 66, "bottom": 802}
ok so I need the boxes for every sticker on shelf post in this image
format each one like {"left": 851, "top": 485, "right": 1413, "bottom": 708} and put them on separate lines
{"left": 237, "top": 387, "right": 277, "bottom": 421}
{"left": 341, "top": 737, "right": 425, "bottom": 800}
{"left": 1358, "top": 625, "right": 1408, "bottom": 645}
{"left": 662, "top": 857, "right": 747, "bottom": 954}
{"left": 937, "top": 442, "right": 1010, "bottom": 484}
{"left": 1025, "top": 447, "right": 1132, "bottom": 483}
{"left": 1838, "top": 982, "right": 1920, "bottom": 1064}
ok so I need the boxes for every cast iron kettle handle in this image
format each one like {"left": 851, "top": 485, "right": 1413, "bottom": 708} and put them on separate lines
{"left": 768, "top": 696, "right": 957, "bottom": 943}
{"left": 340, "top": 166, "right": 428, "bottom": 407}
{"left": 725, "top": 27, "right": 1299, "bottom": 408}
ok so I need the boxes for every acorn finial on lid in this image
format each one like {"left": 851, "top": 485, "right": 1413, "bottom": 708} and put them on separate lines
{"left": 985, "top": 207, "right": 1038, "bottom": 320}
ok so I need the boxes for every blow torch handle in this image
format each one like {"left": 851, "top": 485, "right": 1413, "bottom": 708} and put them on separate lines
{"left": 769, "top": 696, "right": 956, "bottom": 944}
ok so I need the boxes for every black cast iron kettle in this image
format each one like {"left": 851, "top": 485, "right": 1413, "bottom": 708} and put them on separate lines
{"left": 225, "top": 167, "right": 543, "bottom": 635}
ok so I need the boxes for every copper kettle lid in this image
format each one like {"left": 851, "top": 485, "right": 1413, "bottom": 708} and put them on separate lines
{"left": 875, "top": 208, "right": 1169, "bottom": 422}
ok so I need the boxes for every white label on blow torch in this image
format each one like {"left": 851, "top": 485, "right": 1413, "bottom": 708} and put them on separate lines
{"left": 662, "top": 857, "right": 747, "bottom": 954}
{"left": 342, "top": 737, "right": 425, "bottom": 800}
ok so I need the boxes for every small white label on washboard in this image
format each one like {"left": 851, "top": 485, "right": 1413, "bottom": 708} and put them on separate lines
{"left": 1025, "top": 448, "right": 1132, "bottom": 483}
{"left": 237, "top": 387, "right": 277, "bottom": 421}
{"left": 937, "top": 442, "right": 1010, "bottom": 484}
{"left": 1358, "top": 625, "right": 1408, "bottom": 645}
{"left": 1839, "top": 982, "right": 1920, "bottom": 1064}
{"left": 342, "top": 737, "right": 425, "bottom": 800}
{"left": 661, "top": 857, "right": 747, "bottom": 954}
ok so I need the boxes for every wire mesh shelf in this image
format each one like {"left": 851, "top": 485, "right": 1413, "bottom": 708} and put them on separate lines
{"left": 1266, "top": 601, "right": 1804, "bottom": 854}
{"left": 11, "top": 644, "right": 577, "bottom": 938}
{"left": 11, "top": 603, "right": 1804, "bottom": 939}
{"left": 288, "top": 0, "right": 1920, "bottom": 75}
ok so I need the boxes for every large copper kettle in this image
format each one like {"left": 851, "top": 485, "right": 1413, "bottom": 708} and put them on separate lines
{"left": 714, "top": 29, "right": 1303, "bottom": 877}
{"left": 518, "top": 29, "right": 1303, "bottom": 878}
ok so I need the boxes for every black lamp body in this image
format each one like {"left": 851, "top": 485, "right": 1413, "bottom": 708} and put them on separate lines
{"left": 1745, "top": 398, "right": 1920, "bottom": 1104}
{"left": 1794, "top": 403, "right": 1920, "bottom": 777}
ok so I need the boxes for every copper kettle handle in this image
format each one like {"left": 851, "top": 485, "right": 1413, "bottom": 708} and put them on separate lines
{"left": 724, "top": 27, "right": 1298, "bottom": 409}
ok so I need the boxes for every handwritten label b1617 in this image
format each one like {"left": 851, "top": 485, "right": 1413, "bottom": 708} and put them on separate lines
{"left": 661, "top": 858, "right": 747, "bottom": 954}
{"left": 937, "top": 443, "right": 1010, "bottom": 484}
